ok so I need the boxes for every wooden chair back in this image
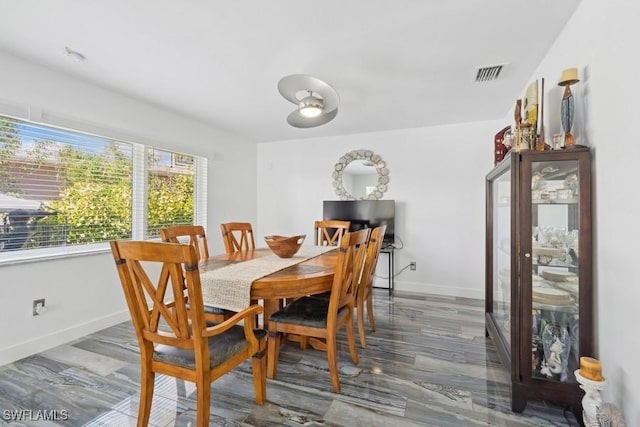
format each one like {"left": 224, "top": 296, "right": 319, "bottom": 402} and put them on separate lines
{"left": 361, "top": 225, "right": 387, "bottom": 294}
{"left": 313, "top": 220, "right": 351, "bottom": 246}
{"left": 160, "top": 225, "right": 209, "bottom": 262}
{"left": 160, "top": 225, "right": 235, "bottom": 322}
{"left": 110, "top": 240, "right": 266, "bottom": 426}
{"left": 330, "top": 228, "right": 371, "bottom": 315}
{"left": 356, "top": 225, "right": 386, "bottom": 347}
{"left": 220, "top": 222, "right": 255, "bottom": 254}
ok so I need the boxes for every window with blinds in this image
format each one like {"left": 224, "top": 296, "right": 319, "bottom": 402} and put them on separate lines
{"left": 146, "top": 147, "right": 196, "bottom": 239}
{"left": 0, "top": 115, "right": 207, "bottom": 259}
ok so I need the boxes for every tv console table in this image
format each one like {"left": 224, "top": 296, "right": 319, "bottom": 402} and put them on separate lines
{"left": 375, "top": 247, "right": 395, "bottom": 295}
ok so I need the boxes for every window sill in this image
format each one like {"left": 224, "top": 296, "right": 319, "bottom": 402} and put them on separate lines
{"left": 0, "top": 243, "right": 112, "bottom": 266}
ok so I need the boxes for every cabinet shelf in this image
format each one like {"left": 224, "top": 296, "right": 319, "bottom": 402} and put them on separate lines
{"left": 533, "top": 260, "right": 577, "bottom": 269}
{"left": 532, "top": 302, "right": 578, "bottom": 313}
{"left": 485, "top": 148, "right": 592, "bottom": 418}
{"left": 532, "top": 198, "right": 579, "bottom": 205}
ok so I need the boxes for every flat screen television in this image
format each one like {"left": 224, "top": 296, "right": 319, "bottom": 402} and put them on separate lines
{"left": 323, "top": 200, "right": 395, "bottom": 247}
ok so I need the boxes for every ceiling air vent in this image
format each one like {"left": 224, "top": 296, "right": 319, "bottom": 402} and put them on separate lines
{"left": 475, "top": 64, "right": 506, "bottom": 82}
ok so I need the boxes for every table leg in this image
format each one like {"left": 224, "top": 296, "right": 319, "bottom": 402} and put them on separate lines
{"left": 263, "top": 298, "right": 281, "bottom": 326}
{"left": 389, "top": 251, "right": 396, "bottom": 296}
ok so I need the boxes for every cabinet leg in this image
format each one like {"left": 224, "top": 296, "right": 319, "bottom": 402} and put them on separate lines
{"left": 571, "top": 404, "right": 584, "bottom": 427}
{"left": 512, "top": 394, "right": 527, "bottom": 413}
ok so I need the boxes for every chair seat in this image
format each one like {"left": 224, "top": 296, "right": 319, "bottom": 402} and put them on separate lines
{"left": 154, "top": 327, "right": 266, "bottom": 370}
{"left": 269, "top": 296, "right": 348, "bottom": 328}
{"left": 185, "top": 302, "right": 232, "bottom": 315}
{"left": 308, "top": 292, "right": 330, "bottom": 301}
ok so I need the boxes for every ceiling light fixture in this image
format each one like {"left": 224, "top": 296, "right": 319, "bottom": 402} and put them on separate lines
{"left": 65, "top": 46, "right": 86, "bottom": 63}
{"left": 277, "top": 74, "right": 340, "bottom": 128}
{"left": 298, "top": 92, "right": 324, "bottom": 118}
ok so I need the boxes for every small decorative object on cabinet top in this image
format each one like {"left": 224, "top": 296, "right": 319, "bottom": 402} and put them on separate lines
{"left": 494, "top": 125, "right": 511, "bottom": 165}
{"left": 523, "top": 80, "right": 539, "bottom": 131}
{"left": 514, "top": 123, "right": 533, "bottom": 152}
{"left": 552, "top": 133, "right": 564, "bottom": 150}
{"left": 512, "top": 78, "right": 550, "bottom": 152}
{"left": 559, "top": 68, "right": 580, "bottom": 148}
{"left": 536, "top": 78, "right": 547, "bottom": 150}
{"left": 511, "top": 94, "right": 535, "bottom": 152}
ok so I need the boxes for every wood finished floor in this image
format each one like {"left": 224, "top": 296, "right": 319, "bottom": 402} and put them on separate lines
{"left": 0, "top": 291, "right": 580, "bottom": 426}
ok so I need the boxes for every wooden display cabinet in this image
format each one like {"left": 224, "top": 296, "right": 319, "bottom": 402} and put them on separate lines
{"left": 485, "top": 147, "right": 593, "bottom": 420}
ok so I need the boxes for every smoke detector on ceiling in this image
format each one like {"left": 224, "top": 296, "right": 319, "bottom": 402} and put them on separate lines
{"left": 64, "top": 46, "right": 86, "bottom": 63}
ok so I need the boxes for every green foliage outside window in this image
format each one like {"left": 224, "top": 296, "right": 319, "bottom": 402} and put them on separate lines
{"left": 1, "top": 115, "right": 195, "bottom": 250}
{"left": 147, "top": 173, "right": 194, "bottom": 238}
{"left": 0, "top": 117, "right": 21, "bottom": 195}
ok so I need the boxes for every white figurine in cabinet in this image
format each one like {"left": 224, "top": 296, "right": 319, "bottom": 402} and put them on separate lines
{"left": 541, "top": 337, "right": 564, "bottom": 377}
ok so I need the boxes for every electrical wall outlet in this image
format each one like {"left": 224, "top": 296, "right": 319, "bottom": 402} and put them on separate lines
{"left": 32, "top": 298, "right": 45, "bottom": 316}
{"left": 410, "top": 261, "right": 416, "bottom": 271}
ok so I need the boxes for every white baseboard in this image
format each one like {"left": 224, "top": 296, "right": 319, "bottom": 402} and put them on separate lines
{"left": 0, "top": 310, "right": 130, "bottom": 366}
{"left": 386, "top": 279, "right": 484, "bottom": 300}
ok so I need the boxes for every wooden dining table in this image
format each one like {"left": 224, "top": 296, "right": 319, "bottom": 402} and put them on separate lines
{"left": 199, "top": 247, "right": 338, "bottom": 321}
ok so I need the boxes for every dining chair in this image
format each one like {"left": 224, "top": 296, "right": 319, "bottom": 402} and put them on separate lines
{"left": 220, "top": 222, "right": 256, "bottom": 254}
{"left": 110, "top": 240, "right": 266, "bottom": 427}
{"left": 313, "top": 220, "right": 351, "bottom": 246}
{"left": 159, "top": 225, "right": 209, "bottom": 261}
{"left": 160, "top": 225, "right": 232, "bottom": 323}
{"left": 356, "top": 225, "right": 386, "bottom": 348}
{"left": 267, "top": 228, "right": 370, "bottom": 393}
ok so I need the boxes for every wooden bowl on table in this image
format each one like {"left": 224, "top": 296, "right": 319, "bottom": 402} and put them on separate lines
{"left": 264, "top": 235, "right": 306, "bottom": 258}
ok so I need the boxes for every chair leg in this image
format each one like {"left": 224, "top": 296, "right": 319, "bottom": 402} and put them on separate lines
{"left": 137, "top": 364, "right": 155, "bottom": 427}
{"left": 357, "top": 300, "right": 367, "bottom": 348}
{"left": 326, "top": 333, "right": 340, "bottom": 393}
{"left": 366, "top": 290, "right": 376, "bottom": 332}
{"left": 252, "top": 338, "right": 267, "bottom": 404}
{"left": 267, "top": 330, "right": 281, "bottom": 379}
{"left": 299, "top": 335, "right": 310, "bottom": 350}
{"left": 195, "top": 374, "right": 211, "bottom": 427}
{"left": 346, "top": 313, "right": 359, "bottom": 366}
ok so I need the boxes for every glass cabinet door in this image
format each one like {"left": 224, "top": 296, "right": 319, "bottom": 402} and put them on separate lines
{"left": 492, "top": 169, "right": 512, "bottom": 348}
{"left": 528, "top": 159, "right": 580, "bottom": 384}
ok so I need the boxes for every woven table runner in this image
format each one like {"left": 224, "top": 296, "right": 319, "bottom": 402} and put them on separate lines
{"left": 200, "top": 245, "right": 335, "bottom": 312}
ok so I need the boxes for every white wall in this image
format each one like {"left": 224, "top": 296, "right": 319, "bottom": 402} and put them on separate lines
{"left": 0, "top": 51, "right": 257, "bottom": 365}
{"left": 257, "top": 120, "right": 501, "bottom": 298}
{"left": 510, "top": 0, "right": 640, "bottom": 422}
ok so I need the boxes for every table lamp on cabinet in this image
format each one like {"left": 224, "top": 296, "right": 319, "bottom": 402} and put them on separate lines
{"left": 559, "top": 68, "right": 580, "bottom": 148}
